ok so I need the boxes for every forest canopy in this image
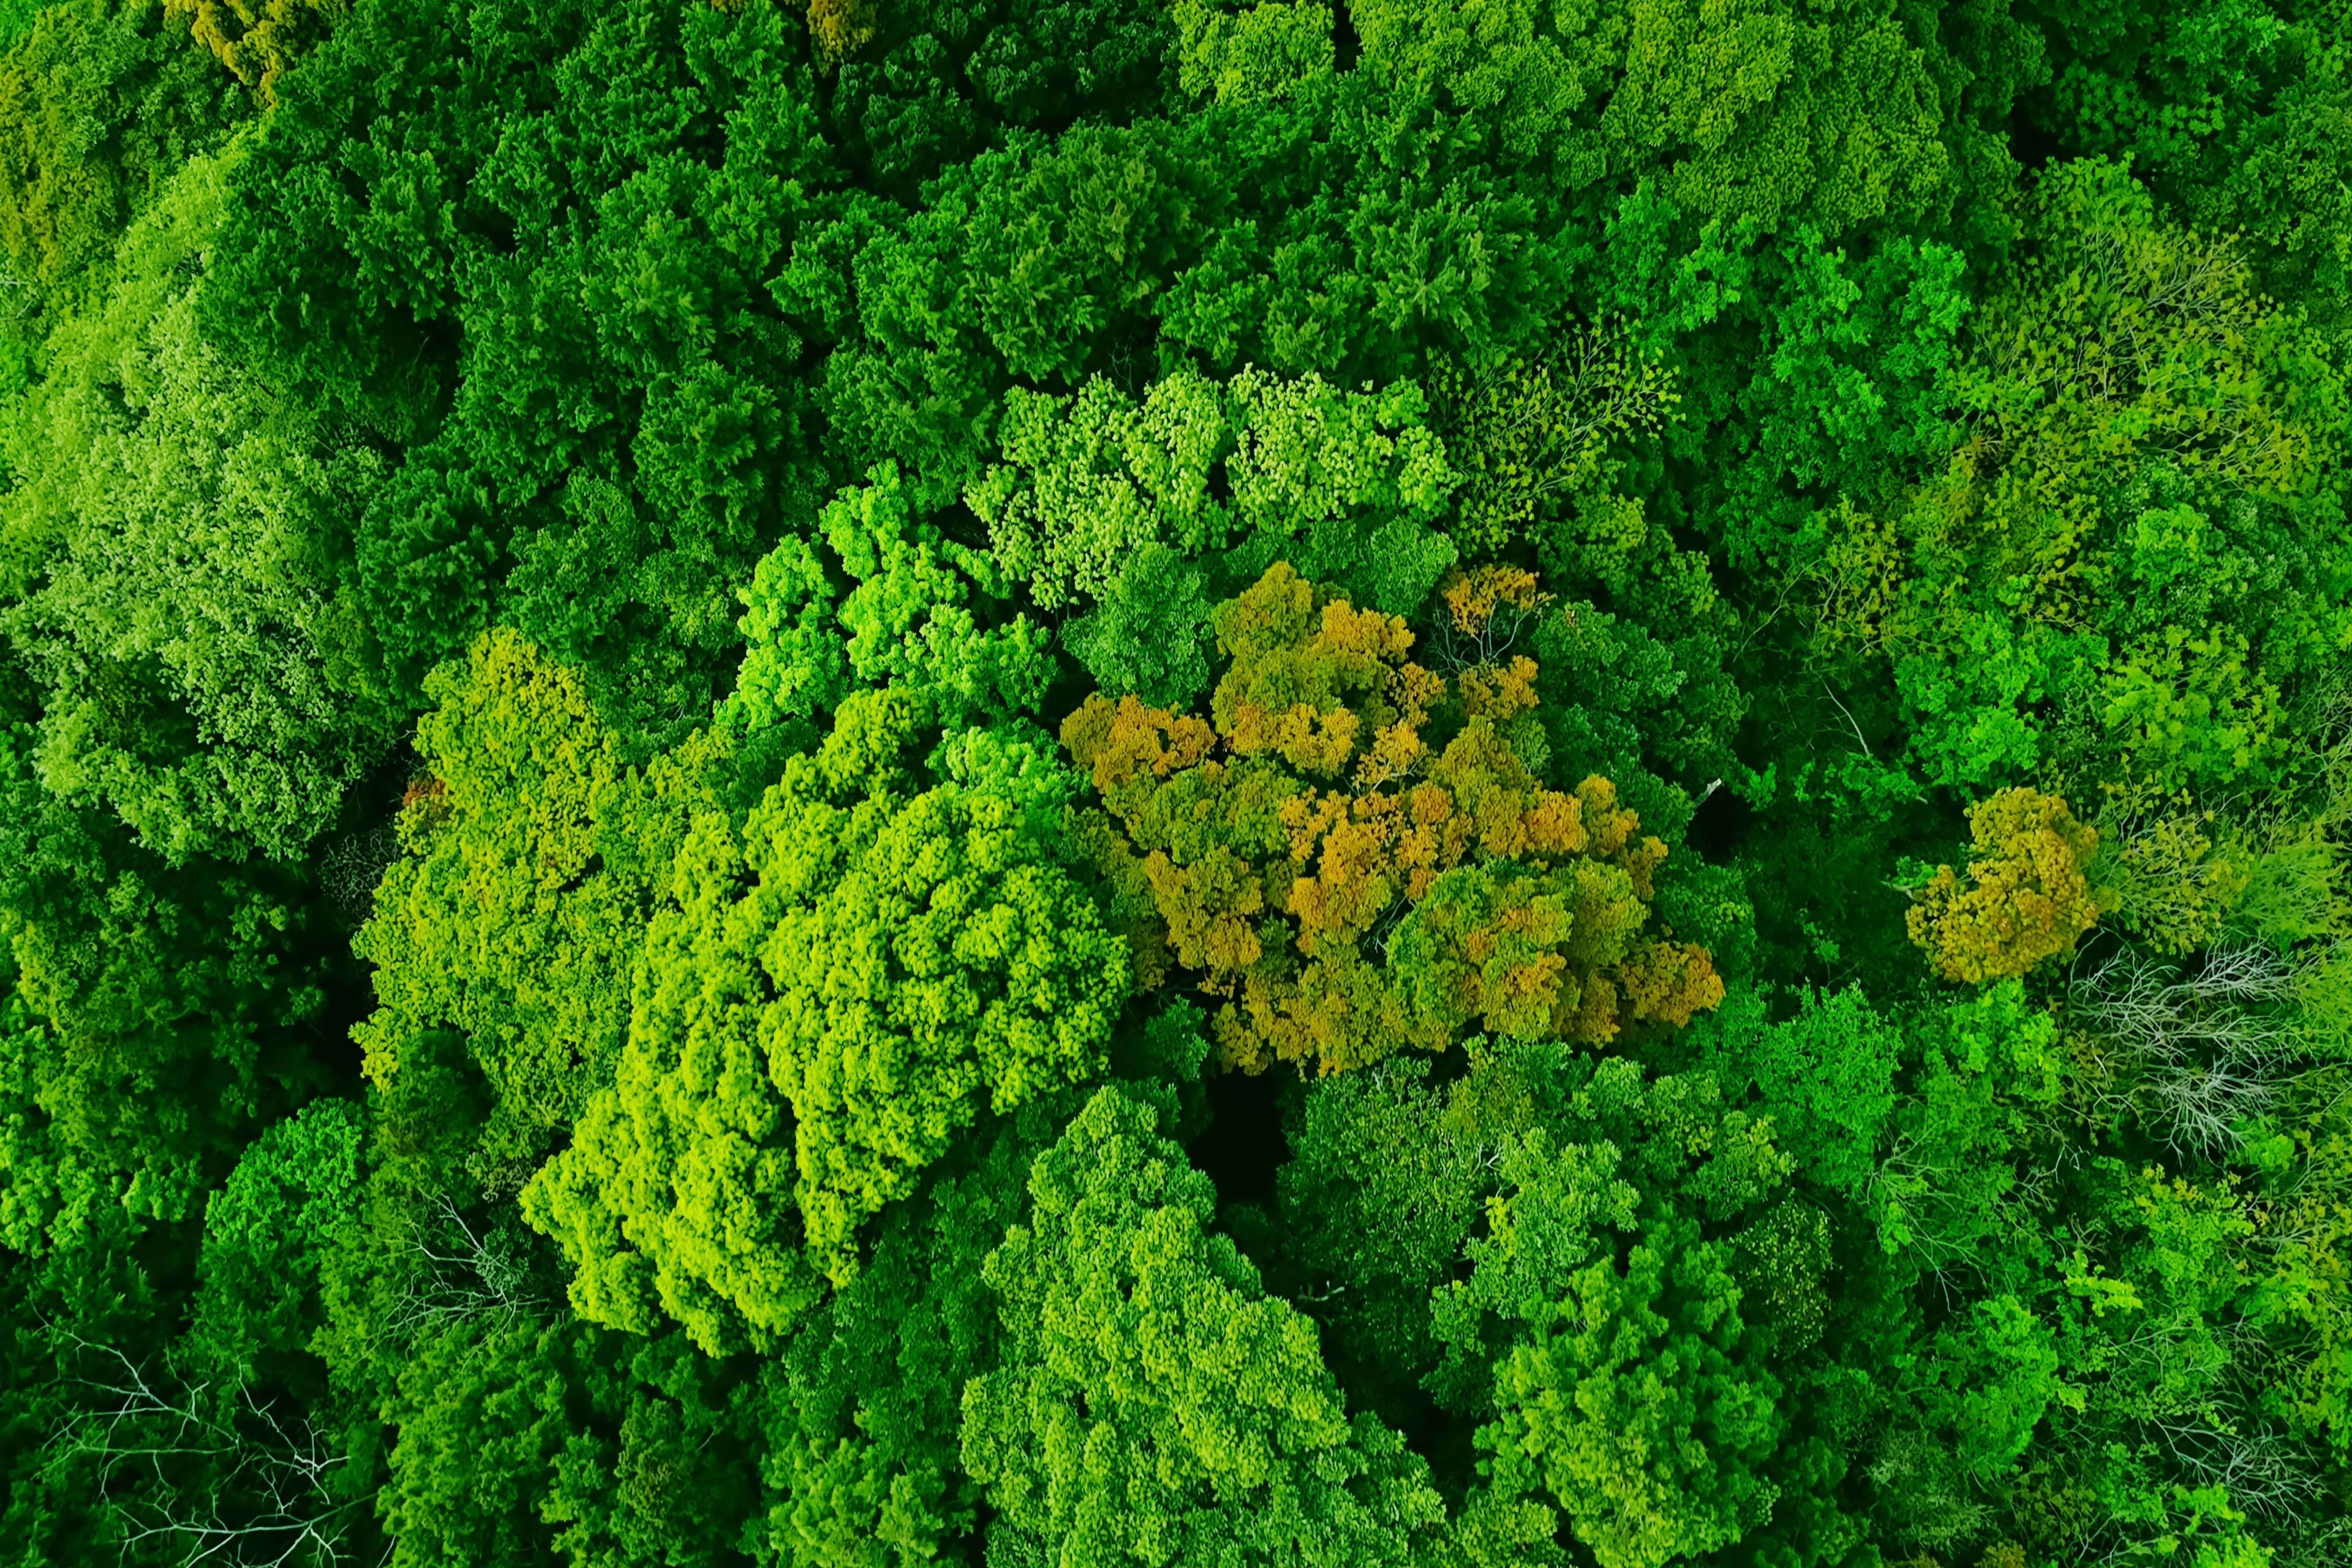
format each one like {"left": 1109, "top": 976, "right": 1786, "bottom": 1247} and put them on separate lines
{"left": 1, "top": 0, "right": 2349, "bottom": 1565}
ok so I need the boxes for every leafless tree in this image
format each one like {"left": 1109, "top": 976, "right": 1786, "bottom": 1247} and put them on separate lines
{"left": 375, "top": 1193, "right": 547, "bottom": 1345}
{"left": 2066, "top": 943, "right": 2321, "bottom": 1160}
{"left": 317, "top": 826, "right": 399, "bottom": 921}
{"left": 2142, "top": 1417, "right": 2321, "bottom": 1526}
{"left": 46, "top": 1334, "right": 372, "bottom": 1568}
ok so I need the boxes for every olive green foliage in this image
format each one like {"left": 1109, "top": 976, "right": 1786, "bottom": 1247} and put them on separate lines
{"left": 1907, "top": 786, "right": 2104, "bottom": 983}
{"left": 0, "top": 0, "right": 248, "bottom": 308}
{"left": 9, "top": 1, "right": 2352, "bottom": 1566}
{"left": 1826, "top": 157, "right": 2352, "bottom": 793}
{"left": 162, "top": 0, "right": 342, "bottom": 100}
{"left": 1431, "top": 319, "right": 1678, "bottom": 553}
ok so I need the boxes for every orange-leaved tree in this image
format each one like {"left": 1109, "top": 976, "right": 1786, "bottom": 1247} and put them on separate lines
{"left": 1061, "top": 562, "right": 1724, "bottom": 1074}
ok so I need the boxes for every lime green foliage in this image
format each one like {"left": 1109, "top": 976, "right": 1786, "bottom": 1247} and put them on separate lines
{"left": 736, "top": 462, "right": 1057, "bottom": 733}
{"left": 967, "top": 364, "right": 1461, "bottom": 624}
{"left": 515, "top": 758, "right": 816, "bottom": 1355}
{"left": 524, "top": 701, "right": 1125, "bottom": 1348}
{"left": 962, "top": 1084, "right": 1449, "bottom": 1567}
{"left": 754, "top": 722, "right": 1127, "bottom": 1284}
{"left": 1174, "top": 0, "right": 1335, "bottom": 105}
{"left": 355, "top": 630, "right": 666, "bottom": 1171}
{"left": 2, "top": 141, "right": 391, "bottom": 861}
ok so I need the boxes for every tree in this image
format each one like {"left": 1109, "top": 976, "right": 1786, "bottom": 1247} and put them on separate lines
{"left": 1348, "top": 0, "right": 2024, "bottom": 233}
{"left": 184, "top": 1098, "right": 367, "bottom": 1379}
{"left": 7, "top": 2, "right": 2352, "bottom": 1562}
{"left": 163, "top": 0, "right": 343, "bottom": 100}
{"left": 523, "top": 699, "right": 1128, "bottom": 1347}
{"left": 967, "top": 365, "right": 1461, "bottom": 635}
{"left": 1428, "top": 318, "right": 1678, "bottom": 555}
{"left": 755, "top": 720, "right": 1129, "bottom": 1284}
{"left": 1681, "top": 984, "right": 1905, "bottom": 1198}
{"left": 1822, "top": 159, "right": 2352, "bottom": 794}
{"left": 0, "top": 667, "right": 344, "bottom": 1251}
{"left": 961, "top": 1084, "right": 1449, "bottom": 1567}
{"left": 734, "top": 462, "right": 1057, "bottom": 735}
{"left": 1, "top": 136, "right": 390, "bottom": 864}
{"left": 1428, "top": 1052, "right": 1833, "bottom": 1568}
{"left": 1259, "top": 1046, "right": 1550, "bottom": 1431}
{"left": 2022, "top": 0, "right": 2352, "bottom": 318}
{"left": 203, "top": 0, "right": 839, "bottom": 742}
{"left": 0, "top": 0, "right": 249, "bottom": 313}
{"left": 1063, "top": 563, "right": 1722, "bottom": 1073}
{"left": 1172, "top": 0, "right": 1335, "bottom": 106}
{"left": 353, "top": 629, "right": 671, "bottom": 1175}
{"left": 1907, "top": 786, "right": 2103, "bottom": 984}
{"left": 755, "top": 1098, "right": 1070, "bottom": 1568}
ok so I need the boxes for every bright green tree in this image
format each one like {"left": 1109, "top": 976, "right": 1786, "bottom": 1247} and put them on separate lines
{"left": 353, "top": 628, "right": 677, "bottom": 1175}
{"left": 961, "top": 1084, "right": 1450, "bottom": 1567}
{"left": 967, "top": 364, "right": 1461, "bottom": 647}
{"left": 524, "top": 698, "right": 1127, "bottom": 1347}
{"left": 2, "top": 140, "right": 393, "bottom": 862}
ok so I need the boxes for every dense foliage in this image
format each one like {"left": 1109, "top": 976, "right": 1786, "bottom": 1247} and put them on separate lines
{"left": 1, "top": 0, "right": 2348, "bottom": 1564}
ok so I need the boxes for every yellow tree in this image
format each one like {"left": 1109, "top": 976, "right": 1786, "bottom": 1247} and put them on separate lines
{"left": 164, "top": 0, "right": 346, "bottom": 100}
{"left": 1908, "top": 787, "right": 2103, "bottom": 984}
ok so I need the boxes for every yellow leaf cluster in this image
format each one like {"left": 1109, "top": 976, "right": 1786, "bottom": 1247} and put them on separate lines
{"left": 164, "top": 0, "right": 346, "bottom": 102}
{"left": 805, "top": 0, "right": 876, "bottom": 62}
{"left": 1909, "top": 788, "right": 2103, "bottom": 984}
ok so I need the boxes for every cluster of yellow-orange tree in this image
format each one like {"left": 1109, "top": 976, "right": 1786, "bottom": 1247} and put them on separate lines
{"left": 1066, "top": 562, "right": 1725, "bottom": 1073}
